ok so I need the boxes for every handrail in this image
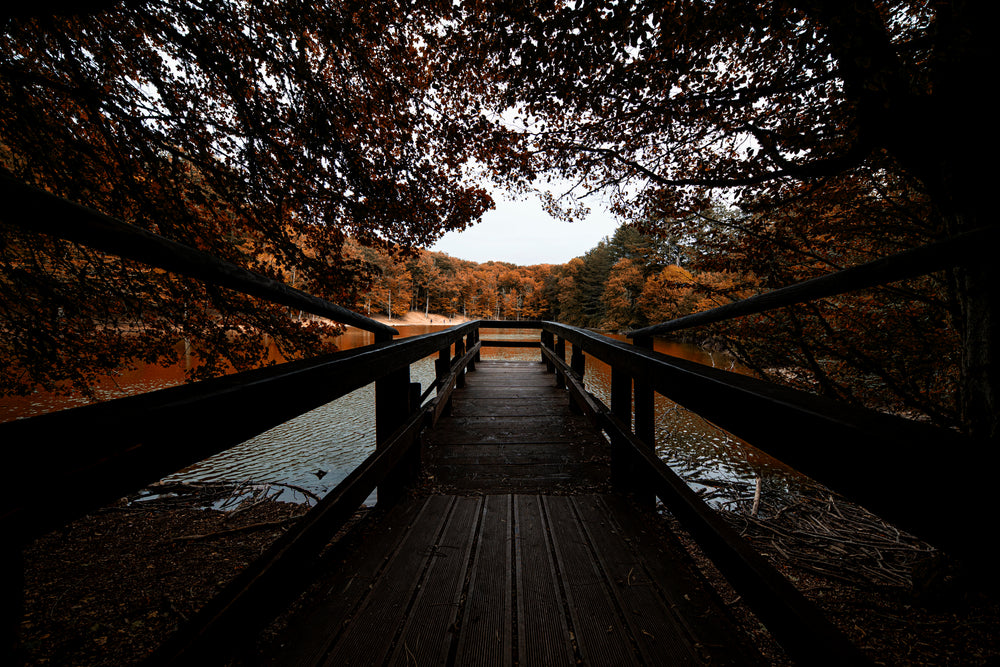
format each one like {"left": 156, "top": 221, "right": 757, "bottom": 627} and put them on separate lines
{"left": 148, "top": 393, "right": 432, "bottom": 665}
{"left": 628, "top": 225, "right": 998, "bottom": 339}
{"left": 4, "top": 163, "right": 991, "bottom": 663}
{"left": 7, "top": 318, "right": 972, "bottom": 665}
{"left": 542, "top": 321, "right": 984, "bottom": 565}
{"left": 541, "top": 343, "right": 870, "bottom": 666}
{"left": 148, "top": 332, "right": 485, "bottom": 665}
{"left": 0, "top": 174, "right": 397, "bottom": 336}
{"left": 1, "top": 322, "right": 478, "bottom": 544}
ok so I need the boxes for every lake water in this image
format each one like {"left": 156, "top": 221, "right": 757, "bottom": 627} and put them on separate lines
{"left": 1, "top": 324, "right": 805, "bottom": 507}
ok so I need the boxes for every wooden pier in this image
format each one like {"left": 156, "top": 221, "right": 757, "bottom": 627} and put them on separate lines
{"left": 259, "top": 360, "right": 756, "bottom": 665}
{"left": 7, "top": 181, "right": 988, "bottom": 667}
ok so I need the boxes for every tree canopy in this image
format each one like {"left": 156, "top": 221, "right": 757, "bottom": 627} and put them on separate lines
{"left": 2, "top": 1, "right": 995, "bottom": 441}
{"left": 447, "top": 0, "right": 993, "bottom": 440}
{"left": 1, "top": 0, "right": 495, "bottom": 394}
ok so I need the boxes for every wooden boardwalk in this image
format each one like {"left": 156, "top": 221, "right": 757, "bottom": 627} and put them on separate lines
{"left": 258, "top": 360, "right": 758, "bottom": 666}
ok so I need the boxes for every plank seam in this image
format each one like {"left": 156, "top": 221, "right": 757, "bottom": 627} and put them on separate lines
{"left": 308, "top": 497, "right": 437, "bottom": 665}
{"left": 568, "top": 496, "right": 651, "bottom": 664}
{"left": 605, "top": 496, "right": 711, "bottom": 646}
{"left": 538, "top": 495, "right": 584, "bottom": 665}
{"left": 380, "top": 495, "right": 459, "bottom": 667}
{"left": 446, "top": 496, "right": 487, "bottom": 667}
{"left": 509, "top": 494, "right": 519, "bottom": 667}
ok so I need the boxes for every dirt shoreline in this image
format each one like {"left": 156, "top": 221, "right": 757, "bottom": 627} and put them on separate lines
{"left": 363, "top": 310, "right": 472, "bottom": 327}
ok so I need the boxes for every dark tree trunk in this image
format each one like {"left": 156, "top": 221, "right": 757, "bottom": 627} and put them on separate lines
{"left": 947, "top": 213, "right": 999, "bottom": 444}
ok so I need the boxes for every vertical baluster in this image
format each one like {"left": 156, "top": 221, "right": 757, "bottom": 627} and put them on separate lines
{"left": 554, "top": 336, "right": 566, "bottom": 388}
{"left": 466, "top": 331, "right": 477, "bottom": 372}
{"left": 632, "top": 335, "right": 656, "bottom": 507}
{"left": 569, "top": 344, "right": 586, "bottom": 413}
{"left": 375, "top": 332, "right": 411, "bottom": 506}
{"left": 571, "top": 344, "right": 585, "bottom": 378}
{"left": 610, "top": 366, "right": 632, "bottom": 490}
{"left": 455, "top": 335, "right": 467, "bottom": 388}
{"left": 436, "top": 345, "right": 452, "bottom": 416}
{"left": 541, "top": 329, "right": 553, "bottom": 367}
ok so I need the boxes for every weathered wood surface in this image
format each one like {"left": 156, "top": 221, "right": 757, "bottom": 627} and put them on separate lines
{"left": 256, "top": 360, "right": 759, "bottom": 666}
{"left": 424, "top": 360, "right": 610, "bottom": 492}
{"left": 259, "top": 493, "right": 755, "bottom": 666}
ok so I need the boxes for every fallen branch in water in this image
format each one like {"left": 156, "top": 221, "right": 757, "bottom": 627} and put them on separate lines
{"left": 697, "top": 477, "right": 935, "bottom": 589}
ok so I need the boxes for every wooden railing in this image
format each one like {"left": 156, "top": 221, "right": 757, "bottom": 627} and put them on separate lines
{"left": 0, "top": 180, "right": 475, "bottom": 662}
{"left": 4, "top": 314, "right": 964, "bottom": 666}
{"left": 4, "top": 180, "right": 992, "bottom": 665}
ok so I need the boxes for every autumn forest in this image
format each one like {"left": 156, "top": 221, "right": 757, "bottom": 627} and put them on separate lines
{"left": 0, "top": 1, "right": 992, "bottom": 440}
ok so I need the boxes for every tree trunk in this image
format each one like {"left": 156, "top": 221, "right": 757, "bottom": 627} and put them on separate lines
{"left": 948, "top": 214, "right": 999, "bottom": 444}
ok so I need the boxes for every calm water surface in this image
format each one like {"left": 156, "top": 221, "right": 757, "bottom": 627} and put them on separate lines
{"left": 1, "top": 324, "right": 806, "bottom": 506}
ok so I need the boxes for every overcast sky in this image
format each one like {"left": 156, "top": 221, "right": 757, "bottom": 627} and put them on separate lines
{"left": 429, "top": 190, "right": 622, "bottom": 266}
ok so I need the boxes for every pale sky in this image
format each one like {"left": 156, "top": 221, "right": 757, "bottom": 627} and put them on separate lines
{"left": 430, "top": 191, "right": 622, "bottom": 266}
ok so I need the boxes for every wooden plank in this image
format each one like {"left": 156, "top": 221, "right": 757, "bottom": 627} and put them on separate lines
{"left": 456, "top": 387, "right": 566, "bottom": 401}
{"left": 569, "top": 496, "right": 704, "bottom": 666}
{"left": 600, "top": 493, "right": 760, "bottom": 665}
{"left": 470, "top": 369, "right": 548, "bottom": 376}
{"left": 427, "top": 443, "right": 608, "bottom": 464}
{"left": 515, "top": 495, "right": 576, "bottom": 665}
{"left": 323, "top": 495, "right": 456, "bottom": 666}
{"left": 389, "top": 496, "right": 482, "bottom": 666}
{"left": 451, "top": 397, "right": 568, "bottom": 417}
{"left": 464, "top": 374, "right": 555, "bottom": 387}
{"left": 424, "top": 357, "right": 612, "bottom": 493}
{"left": 424, "top": 416, "right": 604, "bottom": 446}
{"left": 479, "top": 339, "right": 541, "bottom": 348}
{"left": 454, "top": 495, "right": 513, "bottom": 667}
{"left": 472, "top": 361, "right": 545, "bottom": 370}
{"left": 258, "top": 496, "right": 431, "bottom": 666}
{"left": 427, "top": 467, "right": 608, "bottom": 492}
{"left": 542, "top": 495, "right": 641, "bottom": 666}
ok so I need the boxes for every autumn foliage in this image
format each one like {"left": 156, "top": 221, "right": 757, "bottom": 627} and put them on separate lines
{"left": 0, "top": 1, "right": 494, "bottom": 396}
{"left": 0, "top": 1, "right": 990, "bottom": 439}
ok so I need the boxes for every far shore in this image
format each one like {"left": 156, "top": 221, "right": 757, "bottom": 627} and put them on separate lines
{"left": 364, "top": 311, "right": 472, "bottom": 327}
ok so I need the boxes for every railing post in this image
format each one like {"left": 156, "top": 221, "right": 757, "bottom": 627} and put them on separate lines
{"left": 472, "top": 327, "right": 481, "bottom": 363}
{"left": 466, "top": 331, "right": 477, "bottom": 372}
{"left": 455, "top": 335, "right": 467, "bottom": 388}
{"left": 571, "top": 344, "right": 585, "bottom": 378}
{"left": 541, "top": 329, "right": 553, "bottom": 367}
{"left": 632, "top": 335, "right": 656, "bottom": 507}
{"left": 554, "top": 336, "right": 566, "bottom": 388}
{"left": 436, "top": 346, "right": 453, "bottom": 416}
{"left": 610, "top": 367, "right": 632, "bottom": 489}
{"left": 569, "top": 344, "right": 586, "bottom": 413}
{"left": 375, "top": 332, "right": 412, "bottom": 506}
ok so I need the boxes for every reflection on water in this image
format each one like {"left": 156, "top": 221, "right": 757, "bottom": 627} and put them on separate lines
{"left": 3, "top": 323, "right": 808, "bottom": 507}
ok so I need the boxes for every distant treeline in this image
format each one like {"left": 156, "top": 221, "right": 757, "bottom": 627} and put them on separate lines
{"left": 348, "top": 225, "right": 740, "bottom": 331}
